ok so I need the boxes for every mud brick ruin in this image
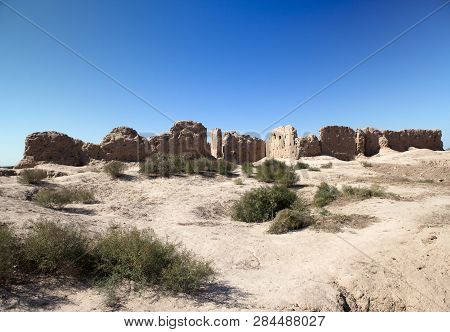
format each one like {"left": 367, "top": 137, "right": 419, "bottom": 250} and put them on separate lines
{"left": 16, "top": 120, "right": 443, "bottom": 168}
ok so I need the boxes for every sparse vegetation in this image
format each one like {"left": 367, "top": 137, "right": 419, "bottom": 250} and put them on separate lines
{"left": 234, "top": 178, "right": 244, "bottom": 185}
{"left": 321, "top": 162, "right": 333, "bottom": 169}
{"left": 267, "top": 208, "right": 314, "bottom": 234}
{"left": 361, "top": 161, "right": 373, "bottom": 168}
{"left": 0, "top": 225, "right": 18, "bottom": 283}
{"left": 1, "top": 221, "right": 214, "bottom": 304}
{"left": 295, "top": 161, "right": 310, "bottom": 170}
{"left": 313, "top": 182, "right": 397, "bottom": 208}
{"left": 231, "top": 185, "right": 296, "bottom": 223}
{"left": 313, "top": 212, "right": 378, "bottom": 233}
{"left": 255, "top": 159, "right": 298, "bottom": 187}
{"left": 216, "top": 159, "right": 237, "bottom": 175}
{"left": 22, "top": 220, "right": 90, "bottom": 275}
{"left": 341, "top": 184, "right": 387, "bottom": 200}
{"left": 308, "top": 167, "right": 320, "bottom": 172}
{"left": 93, "top": 228, "right": 213, "bottom": 294}
{"left": 103, "top": 161, "right": 127, "bottom": 178}
{"left": 139, "top": 154, "right": 236, "bottom": 177}
{"left": 17, "top": 169, "right": 47, "bottom": 185}
{"left": 241, "top": 162, "right": 254, "bottom": 177}
{"left": 314, "top": 182, "right": 340, "bottom": 207}
{"left": 35, "top": 188, "right": 95, "bottom": 209}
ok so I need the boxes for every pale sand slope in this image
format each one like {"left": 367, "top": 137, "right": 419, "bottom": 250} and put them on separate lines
{"left": 0, "top": 149, "right": 449, "bottom": 311}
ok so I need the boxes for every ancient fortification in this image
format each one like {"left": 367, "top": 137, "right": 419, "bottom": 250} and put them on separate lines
{"left": 16, "top": 120, "right": 443, "bottom": 168}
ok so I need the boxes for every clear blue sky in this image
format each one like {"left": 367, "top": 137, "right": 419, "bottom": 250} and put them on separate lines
{"left": 1, "top": 0, "right": 449, "bottom": 165}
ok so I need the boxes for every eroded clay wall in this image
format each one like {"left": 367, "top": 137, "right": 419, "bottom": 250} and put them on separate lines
{"left": 222, "top": 131, "right": 265, "bottom": 164}
{"left": 15, "top": 120, "right": 445, "bottom": 168}
{"left": 382, "top": 129, "right": 443, "bottom": 152}
{"left": 320, "top": 126, "right": 357, "bottom": 161}
{"left": 266, "top": 125, "right": 298, "bottom": 159}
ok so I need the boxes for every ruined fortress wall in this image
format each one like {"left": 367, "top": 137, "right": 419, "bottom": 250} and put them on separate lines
{"left": 222, "top": 131, "right": 265, "bottom": 164}
{"left": 320, "top": 126, "right": 357, "bottom": 161}
{"left": 296, "top": 135, "right": 322, "bottom": 157}
{"left": 266, "top": 125, "right": 298, "bottom": 159}
{"left": 210, "top": 128, "right": 223, "bottom": 159}
{"left": 16, "top": 121, "right": 445, "bottom": 168}
{"left": 362, "top": 128, "right": 383, "bottom": 157}
{"left": 382, "top": 129, "right": 443, "bottom": 152}
{"left": 16, "top": 131, "right": 85, "bottom": 168}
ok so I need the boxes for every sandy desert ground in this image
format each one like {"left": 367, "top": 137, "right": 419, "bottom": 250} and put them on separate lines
{"left": 1, "top": 148, "right": 449, "bottom": 312}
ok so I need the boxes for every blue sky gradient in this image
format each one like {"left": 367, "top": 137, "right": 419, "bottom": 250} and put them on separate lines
{"left": 1, "top": 0, "right": 449, "bottom": 165}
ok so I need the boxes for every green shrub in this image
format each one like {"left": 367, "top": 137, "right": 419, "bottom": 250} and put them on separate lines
{"left": 18, "top": 169, "right": 47, "bottom": 185}
{"left": 321, "top": 162, "right": 333, "bottom": 169}
{"left": 160, "top": 249, "right": 214, "bottom": 293}
{"left": 267, "top": 208, "right": 314, "bottom": 234}
{"left": 308, "top": 167, "right": 320, "bottom": 172}
{"left": 361, "top": 161, "right": 373, "bottom": 168}
{"left": 231, "top": 185, "right": 296, "bottom": 223}
{"left": 93, "top": 228, "right": 213, "bottom": 294}
{"left": 139, "top": 153, "right": 173, "bottom": 177}
{"left": 341, "top": 184, "right": 387, "bottom": 200}
{"left": 169, "top": 155, "right": 186, "bottom": 174}
{"left": 184, "top": 159, "right": 195, "bottom": 174}
{"left": 193, "top": 158, "right": 208, "bottom": 174}
{"left": 217, "top": 159, "right": 237, "bottom": 175}
{"left": 103, "top": 161, "right": 127, "bottom": 179}
{"left": 314, "top": 182, "right": 340, "bottom": 207}
{"left": 35, "top": 188, "right": 95, "bottom": 209}
{"left": 256, "top": 159, "right": 298, "bottom": 187}
{"left": 295, "top": 162, "right": 310, "bottom": 170}
{"left": 22, "top": 220, "right": 90, "bottom": 275}
{"left": 241, "top": 162, "right": 254, "bottom": 177}
{"left": 0, "top": 225, "right": 18, "bottom": 283}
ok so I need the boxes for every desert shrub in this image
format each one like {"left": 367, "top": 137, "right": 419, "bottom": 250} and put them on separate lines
{"left": 35, "top": 188, "right": 94, "bottom": 209}
{"left": 217, "top": 159, "right": 237, "bottom": 175}
{"left": 139, "top": 153, "right": 173, "bottom": 177}
{"left": 267, "top": 208, "right": 314, "bottom": 234}
{"left": 103, "top": 161, "right": 126, "bottom": 179}
{"left": 231, "top": 185, "right": 296, "bottom": 223}
{"left": 308, "top": 167, "right": 320, "bottom": 172}
{"left": 168, "top": 155, "right": 186, "bottom": 174}
{"left": 361, "top": 161, "right": 373, "bottom": 168}
{"left": 313, "top": 213, "right": 377, "bottom": 233}
{"left": 184, "top": 159, "right": 195, "bottom": 174}
{"left": 241, "top": 162, "right": 254, "bottom": 177}
{"left": 0, "top": 225, "right": 19, "bottom": 283}
{"left": 314, "top": 182, "right": 340, "bottom": 207}
{"left": 69, "top": 188, "right": 96, "bottom": 203}
{"left": 290, "top": 195, "right": 310, "bottom": 214}
{"left": 22, "top": 220, "right": 90, "bottom": 275}
{"left": 321, "top": 162, "right": 333, "bottom": 169}
{"left": 139, "top": 154, "right": 236, "bottom": 177}
{"left": 256, "top": 159, "right": 298, "bottom": 187}
{"left": 295, "top": 162, "right": 310, "bottom": 170}
{"left": 234, "top": 178, "right": 244, "bottom": 185}
{"left": 341, "top": 184, "right": 387, "bottom": 200}
{"left": 93, "top": 228, "right": 213, "bottom": 294}
{"left": 18, "top": 169, "right": 47, "bottom": 185}
{"left": 193, "top": 157, "right": 215, "bottom": 174}
{"left": 160, "top": 249, "right": 214, "bottom": 293}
